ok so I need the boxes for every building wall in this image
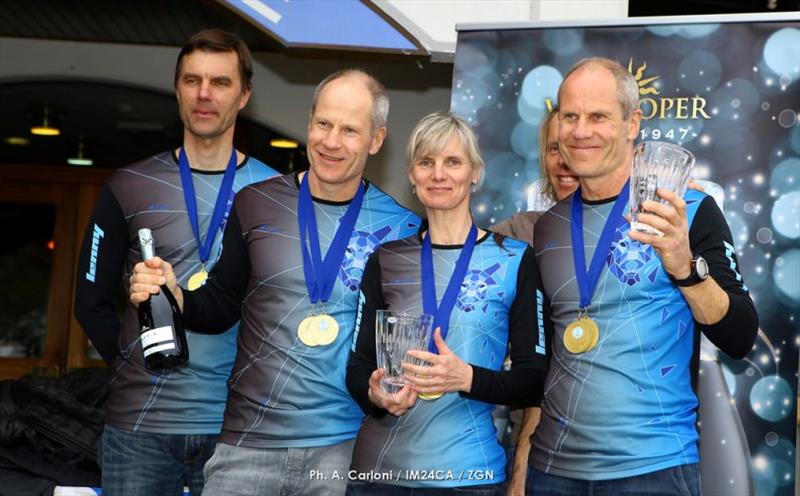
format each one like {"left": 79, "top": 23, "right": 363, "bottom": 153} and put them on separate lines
{"left": 0, "top": 37, "right": 453, "bottom": 211}
{"left": 0, "top": 1, "right": 630, "bottom": 211}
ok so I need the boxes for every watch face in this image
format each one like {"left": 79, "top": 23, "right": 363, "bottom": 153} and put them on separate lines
{"left": 696, "top": 256, "right": 710, "bottom": 279}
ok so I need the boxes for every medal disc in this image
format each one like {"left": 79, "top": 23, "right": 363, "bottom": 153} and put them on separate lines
{"left": 587, "top": 318, "right": 599, "bottom": 351}
{"left": 563, "top": 317, "right": 599, "bottom": 354}
{"left": 297, "top": 316, "right": 318, "bottom": 346}
{"left": 186, "top": 270, "right": 208, "bottom": 291}
{"left": 310, "top": 314, "right": 339, "bottom": 346}
{"left": 419, "top": 392, "right": 443, "bottom": 401}
{"left": 416, "top": 374, "right": 443, "bottom": 400}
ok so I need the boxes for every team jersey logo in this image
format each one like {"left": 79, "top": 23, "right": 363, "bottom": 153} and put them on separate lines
{"left": 339, "top": 225, "right": 393, "bottom": 292}
{"left": 607, "top": 223, "right": 655, "bottom": 286}
{"left": 457, "top": 263, "right": 501, "bottom": 313}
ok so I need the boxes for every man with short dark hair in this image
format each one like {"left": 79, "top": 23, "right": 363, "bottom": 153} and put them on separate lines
{"left": 527, "top": 57, "right": 758, "bottom": 495}
{"left": 75, "top": 29, "right": 277, "bottom": 495}
{"left": 130, "top": 69, "right": 421, "bottom": 496}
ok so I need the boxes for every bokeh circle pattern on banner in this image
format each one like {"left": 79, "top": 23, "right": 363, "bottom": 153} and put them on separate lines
{"left": 517, "top": 65, "right": 561, "bottom": 125}
{"left": 763, "top": 28, "right": 800, "bottom": 83}
{"left": 789, "top": 124, "right": 800, "bottom": 154}
{"left": 510, "top": 120, "right": 538, "bottom": 162}
{"left": 647, "top": 23, "right": 720, "bottom": 38}
{"left": 752, "top": 436, "right": 795, "bottom": 495}
{"left": 676, "top": 23, "right": 721, "bottom": 38}
{"left": 739, "top": 245, "right": 770, "bottom": 288}
{"left": 756, "top": 227, "right": 774, "bottom": 244}
{"left": 777, "top": 109, "right": 798, "bottom": 128}
{"left": 543, "top": 29, "right": 584, "bottom": 55}
{"left": 772, "top": 248, "right": 800, "bottom": 303}
{"left": 710, "top": 79, "right": 761, "bottom": 120}
{"left": 724, "top": 210, "right": 750, "bottom": 246}
{"left": 678, "top": 50, "right": 723, "bottom": 94}
{"left": 453, "top": 70, "right": 500, "bottom": 124}
{"left": 765, "top": 431, "right": 780, "bottom": 447}
{"left": 770, "top": 191, "right": 800, "bottom": 239}
{"left": 750, "top": 375, "right": 793, "bottom": 421}
{"left": 769, "top": 157, "right": 800, "bottom": 195}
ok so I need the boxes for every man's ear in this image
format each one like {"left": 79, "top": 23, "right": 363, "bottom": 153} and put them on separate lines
{"left": 627, "top": 108, "right": 643, "bottom": 141}
{"left": 238, "top": 86, "right": 253, "bottom": 110}
{"left": 369, "top": 126, "right": 388, "bottom": 155}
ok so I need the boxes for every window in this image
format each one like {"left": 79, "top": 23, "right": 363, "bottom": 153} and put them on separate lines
{"left": 0, "top": 165, "right": 111, "bottom": 378}
{"left": 0, "top": 203, "right": 56, "bottom": 358}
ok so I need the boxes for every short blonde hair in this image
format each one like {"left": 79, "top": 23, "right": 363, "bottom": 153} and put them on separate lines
{"left": 406, "top": 111, "right": 484, "bottom": 186}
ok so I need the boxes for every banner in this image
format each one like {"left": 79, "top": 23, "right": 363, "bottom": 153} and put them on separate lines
{"left": 452, "top": 13, "right": 799, "bottom": 496}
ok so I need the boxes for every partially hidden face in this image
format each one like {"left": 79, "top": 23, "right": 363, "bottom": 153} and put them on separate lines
{"left": 409, "top": 133, "right": 481, "bottom": 213}
{"left": 175, "top": 50, "right": 251, "bottom": 141}
{"left": 543, "top": 117, "right": 579, "bottom": 201}
{"left": 306, "top": 76, "right": 386, "bottom": 192}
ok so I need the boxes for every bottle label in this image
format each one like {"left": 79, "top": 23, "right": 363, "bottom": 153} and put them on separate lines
{"left": 143, "top": 342, "right": 178, "bottom": 357}
{"left": 141, "top": 326, "right": 175, "bottom": 357}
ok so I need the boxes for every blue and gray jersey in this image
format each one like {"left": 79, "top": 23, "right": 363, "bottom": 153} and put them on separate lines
{"left": 347, "top": 233, "right": 549, "bottom": 488}
{"left": 75, "top": 150, "right": 277, "bottom": 434}
{"left": 530, "top": 188, "right": 757, "bottom": 480}
{"left": 182, "top": 173, "right": 421, "bottom": 448}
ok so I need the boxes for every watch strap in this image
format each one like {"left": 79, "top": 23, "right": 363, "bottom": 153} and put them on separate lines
{"left": 668, "top": 256, "right": 707, "bottom": 287}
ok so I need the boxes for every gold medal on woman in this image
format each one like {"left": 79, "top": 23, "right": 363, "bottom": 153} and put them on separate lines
{"left": 419, "top": 392, "right": 444, "bottom": 401}
{"left": 416, "top": 374, "right": 443, "bottom": 401}
{"left": 563, "top": 316, "right": 599, "bottom": 354}
{"left": 186, "top": 267, "right": 208, "bottom": 291}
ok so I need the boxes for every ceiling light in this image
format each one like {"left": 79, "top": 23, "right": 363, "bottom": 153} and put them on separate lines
{"left": 67, "top": 138, "right": 93, "bottom": 166}
{"left": 270, "top": 138, "right": 299, "bottom": 149}
{"left": 5, "top": 136, "right": 30, "bottom": 146}
{"left": 67, "top": 157, "right": 93, "bottom": 166}
{"left": 30, "top": 105, "right": 60, "bottom": 136}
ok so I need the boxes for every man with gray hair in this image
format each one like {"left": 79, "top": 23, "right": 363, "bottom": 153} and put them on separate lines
{"left": 526, "top": 57, "right": 757, "bottom": 495}
{"left": 129, "top": 69, "right": 420, "bottom": 495}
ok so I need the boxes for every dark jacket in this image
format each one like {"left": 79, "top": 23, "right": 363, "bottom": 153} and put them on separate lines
{"left": 0, "top": 368, "right": 110, "bottom": 495}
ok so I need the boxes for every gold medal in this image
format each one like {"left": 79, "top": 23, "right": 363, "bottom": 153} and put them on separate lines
{"left": 419, "top": 392, "right": 444, "bottom": 401}
{"left": 416, "top": 374, "right": 443, "bottom": 400}
{"left": 186, "top": 269, "right": 208, "bottom": 291}
{"left": 310, "top": 314, "right": 339, "bottom": 346}
{"left": 563, "top": 316, "right": 599, "bottom": 354}
{"left": 297, "top": 316, "right": 318, "bottom": 346}
{"left": 588, "top": 320, "right": 599, "bottom": 350}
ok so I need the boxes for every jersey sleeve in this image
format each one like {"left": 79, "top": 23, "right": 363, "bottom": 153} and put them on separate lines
{"left": 74, "top": 184, "right": 129, "bottom": 364}
{"left": 345, "top": 249, "right": 387, "bottom": 417}
{"left": 463, "top": 247, "right": 551, "bottom": 406}
{"left": 689, "top": 196, "right": 758, "bottom": 359}
{"left": 182, "top": 205, "right": 249, "bottom": 333}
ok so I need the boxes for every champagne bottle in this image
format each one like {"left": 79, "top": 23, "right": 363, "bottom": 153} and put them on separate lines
{"left": 137, "top": 228, "right": 188, "bottom": 369}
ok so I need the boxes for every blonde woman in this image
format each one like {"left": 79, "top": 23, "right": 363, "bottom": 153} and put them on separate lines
{"left": 346, "top": 112, "right": 551, "bottom": 495}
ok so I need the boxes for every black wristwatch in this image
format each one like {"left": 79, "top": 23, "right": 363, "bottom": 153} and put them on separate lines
{"left": 668, "top": 255, "right": 709, "bottom": 287}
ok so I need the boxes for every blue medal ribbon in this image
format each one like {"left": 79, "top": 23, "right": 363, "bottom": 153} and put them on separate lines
{"left": 297, "top": 172, "right": 365, "bottom": 304}
{"left": 178, "top": 147, "right": 238, "bottom": 268}
{"left": 421, "top": 224, "right": 478, "bottom": 354}
{"left": 570, "top": 180, "right": 630, "bottom": 311}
